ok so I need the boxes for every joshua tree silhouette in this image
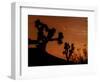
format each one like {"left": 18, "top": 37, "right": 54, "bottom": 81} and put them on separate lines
{"left": 63, "top": 42, "right": 70, "bottom": 59}
{"left": 29, "top": 19, "right": 64, "bottom": 53}
{"left": 69, "top": 43, "right": 75, "bottom": 56}
{"left": 63, "top": 43, "right": 75, "bottom": 63}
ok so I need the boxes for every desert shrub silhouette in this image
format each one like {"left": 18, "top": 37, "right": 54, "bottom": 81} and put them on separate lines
{"left": 63, "top": 44, "right": 88, "bottom": 64}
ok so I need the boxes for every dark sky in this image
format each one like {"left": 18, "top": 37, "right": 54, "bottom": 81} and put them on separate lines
{"left": 28, "top": 15, "right": 88, "bottom": 60}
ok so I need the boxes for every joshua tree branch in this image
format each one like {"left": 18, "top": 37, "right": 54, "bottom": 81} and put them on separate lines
{"left": 49, "top": 38, "right": 58, "bottom": 41}
{"left": 28, "top": 39, "right": 39, "bottom": 45}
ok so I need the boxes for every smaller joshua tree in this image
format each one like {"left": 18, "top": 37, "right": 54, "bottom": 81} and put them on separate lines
{"left": 63, "top": 42, "right": 70, "bottom": 59}
{"left": 69, "top": 43, "right": 74, "bottom": 56}
{"left": 29, "top": 19, "right": 64, "bottom": 53}
{"left": 63, "top": 43, "right": 75, "bottom": 63}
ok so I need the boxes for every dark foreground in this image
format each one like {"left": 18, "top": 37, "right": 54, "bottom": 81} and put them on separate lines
{"left": 28, "top": 48, "right": 87, "bottom": 67}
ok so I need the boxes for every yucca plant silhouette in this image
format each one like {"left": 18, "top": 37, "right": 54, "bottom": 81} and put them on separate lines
{"left": 63, "top": 43, "right": 75, "bottom": 63}
{"left": 29, "top": 19, "right": 64, "bottom": 53}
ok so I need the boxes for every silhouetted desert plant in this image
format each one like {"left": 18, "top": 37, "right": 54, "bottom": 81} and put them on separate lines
{"left": 63, "top": 43, "right": 88, "bottom": 64}
{"left": 29, "top": 19, "right": 64, "bottom": 53}
{"left": 63, "top": 43, "right": 75, "bottom": 63}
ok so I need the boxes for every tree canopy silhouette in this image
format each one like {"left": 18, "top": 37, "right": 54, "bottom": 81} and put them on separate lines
{"left": 29, "top": 19, "right": 64, "bottom": 53}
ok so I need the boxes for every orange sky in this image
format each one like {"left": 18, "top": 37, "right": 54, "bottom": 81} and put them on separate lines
{"left": 28, "top": 15, "right": 88, "bottom": 60}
